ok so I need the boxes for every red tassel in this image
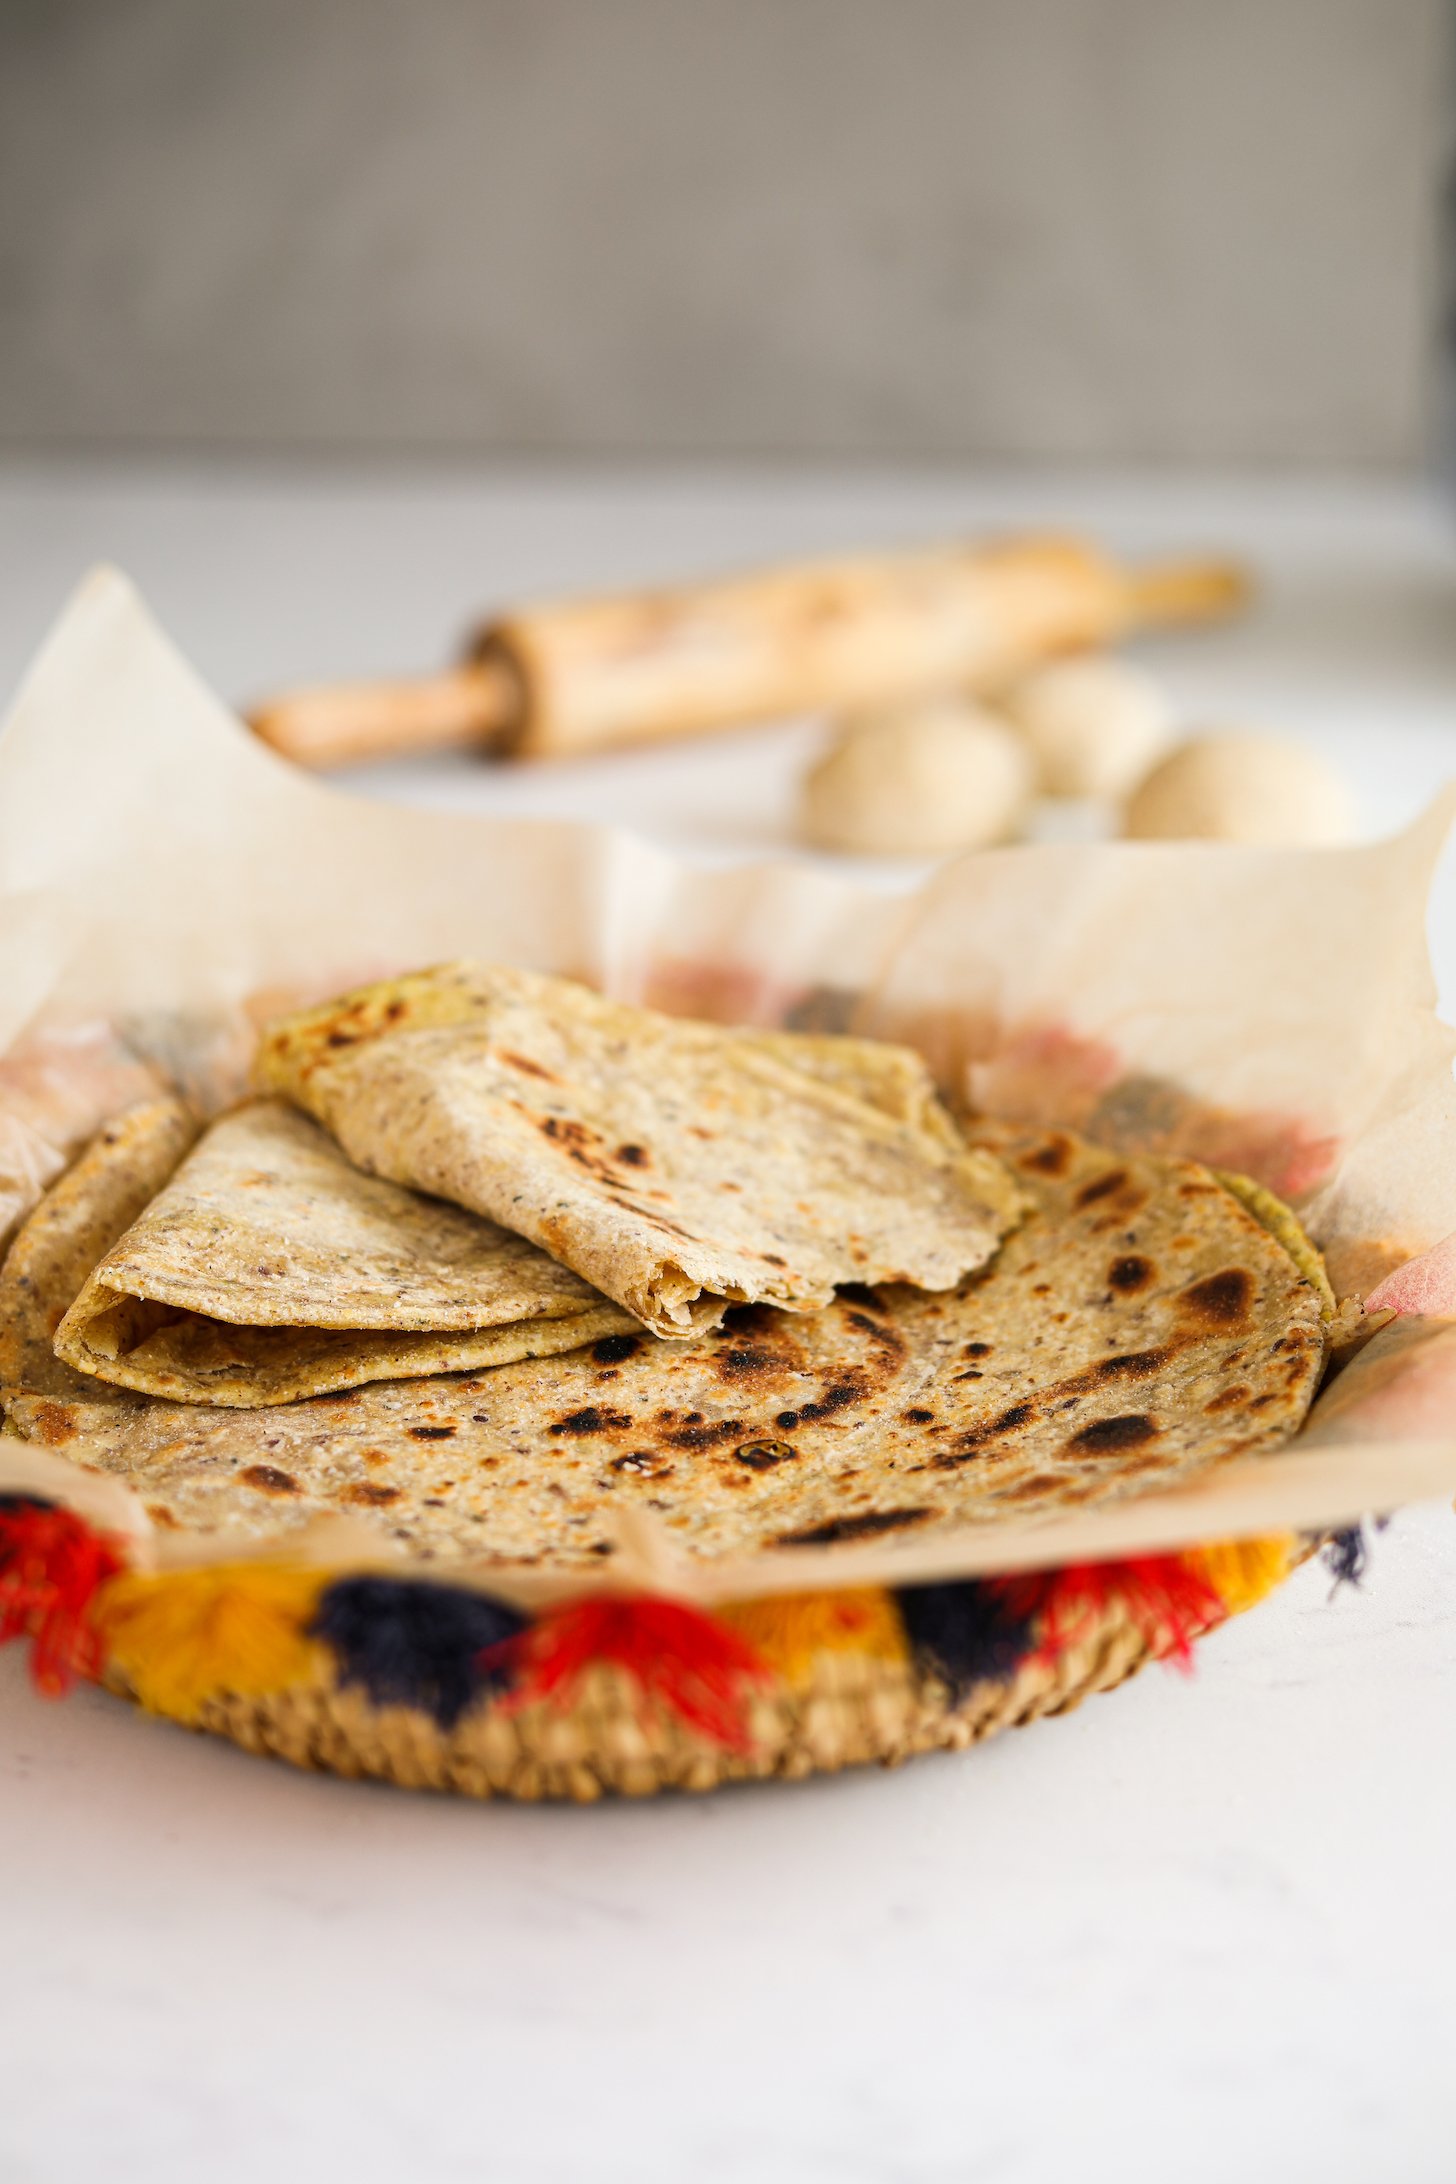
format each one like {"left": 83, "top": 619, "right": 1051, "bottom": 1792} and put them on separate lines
{"left": 0, "top": 1500, "right": 126, "bottom": 1696}
{"left": 489, "top": 1595, "right": 774, "bottom": 1752}
{"left": 989, "top": 1553, "right": 1227, "bottom": 1671}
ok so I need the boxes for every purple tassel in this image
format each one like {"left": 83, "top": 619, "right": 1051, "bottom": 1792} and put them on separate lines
{"left": 896, "top": 1579, "right": 1038, "bottom": 1699}
{"left": 312, "top": 1575, "right": 526, "bottom": 1730}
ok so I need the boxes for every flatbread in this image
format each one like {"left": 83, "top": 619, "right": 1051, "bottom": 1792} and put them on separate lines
{"left": 52, "top": 1100, "right": 636, "bottom": 1406}
{"left": 5, "top": 1120, "right": 1328, "bottom": 1569}
{"left": 0, "top": 1098, "right": 198, "bottom": 1402}
{"left": 47, "top": 1026, "right": 968, "bottom": 1409}
{"left": 254, "top": 966, "right": 1023, "bottom": 1337}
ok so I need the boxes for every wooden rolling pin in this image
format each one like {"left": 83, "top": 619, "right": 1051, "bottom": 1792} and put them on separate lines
{"left": 248, "top": 534, "right": 1248, "bottom": 769}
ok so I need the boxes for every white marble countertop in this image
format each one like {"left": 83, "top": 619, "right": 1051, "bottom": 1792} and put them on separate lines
{"left": 2, "top": 463, "right": 1455, "bottom": 2184}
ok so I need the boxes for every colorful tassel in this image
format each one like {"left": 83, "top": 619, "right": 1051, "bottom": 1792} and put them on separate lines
{"left": 1188, "top": 1534, "right": 1298, "bottom": 1618}
{"left": 718, "top": 1587, "right": 908, "bottom": 1689}
{"left": 0, "top": 1494, "right": 125, "bottom": 1696}
{"left": 1322, "top": 1525, "right": 1368, "bottom": 1591}
{"left": 896, "top": 1578, "right": 1041, "bottom": 1698}
{"left": 94, "top": 1563, "right": 328, "bottom": 1724}
{"left": 312, "top": 1574, "right": 526, "bottom": 1729}
{"left": 0, "top": 1483, "right": 1310, "bottom": 1743}
{"left": 990, "top": 1553, "right": 1228, "bottom": 1669}
{"left": 492, "top": 1595, "right": 774, "bottom": 1752}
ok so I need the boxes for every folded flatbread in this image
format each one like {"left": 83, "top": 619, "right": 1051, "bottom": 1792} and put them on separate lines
{"left": 5, "top": 1115, "right": 1330, "bottom": 1568}
{"left": 45, "top": 1029, "right": 981, "bottom": 1407}
{"left": 0, "top": 1097, "right": 199, "bottom": 1403}
{"left": 255, "top": 966, "right": 1023, "bottom": 1337}
{"left": 52, "top": 1100, "right": 637, "bottom": 1406}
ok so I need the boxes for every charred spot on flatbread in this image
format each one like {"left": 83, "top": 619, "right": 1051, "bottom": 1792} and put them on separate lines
{"left": 240, "top": 1463, "right": 300, "bottom": 1495}
{"left": 592, "top": 1334, "right": 642, "bottom": 1364}
{"left": 774, "top": 1507, "right": 934, "bottom": 1548}
{"left": 1177, "top": 1268, "right": 1255, "bottom": 1326}
{"left": 1065, "top": 1414, "right": 1160, "bottom": 1454}
{"left": 1019, "top": 1133, "right": 1075, "bottom": 1178}
{"left": 734, "top": 1439, "right": 796, "bottom": 1471}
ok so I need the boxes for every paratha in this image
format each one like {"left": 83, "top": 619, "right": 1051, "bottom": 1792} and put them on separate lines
{"left": 4, "top": 1118, "right": 1329, "bottom": 1568}
{"left": 255, "top": 966, "right": 1023, "bottom": 1337}
{"left": 52, "top": 1100, "right": 636, "bottom": 1406}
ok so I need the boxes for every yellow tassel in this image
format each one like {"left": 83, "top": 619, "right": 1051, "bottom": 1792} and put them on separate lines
{"left": 1188, "top": 1535, "right": 1297, "bottom": 1619}
{"left": 94, "top": 1562, "right": 328, "bottom": 1724}
{"left": 718, "top": 1586, "right": 909, "bottom": 1688}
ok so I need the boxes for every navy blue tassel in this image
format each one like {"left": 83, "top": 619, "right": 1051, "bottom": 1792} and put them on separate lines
{"left": 1322, "top": 1525, "right": 1369, "bottom": 1592}
{"left": 895, "top": 1579, "right": 1039, "bottom": 1699}
{"left": 311, "top": 1575, "right": 527, "bottom": 1730}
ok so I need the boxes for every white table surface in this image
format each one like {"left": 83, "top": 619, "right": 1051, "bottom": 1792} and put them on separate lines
{"left": 2, "top": 462, "right": 1455, "bottom": 2184}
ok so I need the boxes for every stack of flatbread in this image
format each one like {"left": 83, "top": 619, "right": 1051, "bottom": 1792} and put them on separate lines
{"left": 0, "top": 965, "right": 1335, "bottom": 1570}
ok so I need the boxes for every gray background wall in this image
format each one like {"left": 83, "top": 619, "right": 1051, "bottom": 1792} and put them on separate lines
{"left": 0, "top": 0, "right": 1447, "bottom": 467}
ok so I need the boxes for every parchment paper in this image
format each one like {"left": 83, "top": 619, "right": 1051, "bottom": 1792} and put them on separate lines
{"left": 3, "top": 567, "right": 1456, "bottom": 1606}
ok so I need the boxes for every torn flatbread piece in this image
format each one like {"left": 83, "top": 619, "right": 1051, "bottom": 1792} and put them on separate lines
{"left": 7, "top": 1122, "right": 1329, "bottom": 1568}
{"left": 51, "top": 1099, "right": 637, "bottom": 1406}
{"left": 255, "top": 965, "right": 1023, "bottom": 1338}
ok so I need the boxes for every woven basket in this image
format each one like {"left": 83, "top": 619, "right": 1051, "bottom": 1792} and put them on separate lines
{"left": 106, "top": 1594, "right": 1168, "bottom": 1801}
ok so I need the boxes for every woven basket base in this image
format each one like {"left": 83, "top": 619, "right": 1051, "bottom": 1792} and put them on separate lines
{"left": 130, "top": 1600, "right": 1165, "bottom": 1802}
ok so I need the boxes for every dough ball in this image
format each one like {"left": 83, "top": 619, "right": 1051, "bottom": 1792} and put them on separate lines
{"left": 999, "top": 654, "right": 1171, "bottom": 799}
{"left": 799, "top": 699, "right": 1033, "bottom": 856}
{"left": 1121, "top": 731, "right": 1354, "bottom": 845}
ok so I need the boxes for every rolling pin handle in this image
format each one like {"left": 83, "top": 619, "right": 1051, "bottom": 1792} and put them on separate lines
{"left": 246, "top": 660, "right": 520, "bottom": 770}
